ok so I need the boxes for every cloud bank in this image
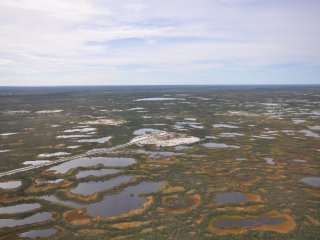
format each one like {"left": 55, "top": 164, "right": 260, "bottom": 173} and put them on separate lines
{"left": 0, "top": 0, "right": 319, "bottom": 85}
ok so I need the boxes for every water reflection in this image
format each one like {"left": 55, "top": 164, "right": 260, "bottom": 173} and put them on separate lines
{"left": 86, "top": 181, "right": 163, "bottom": 218}
{"left": 214, "top": 192, "right": 247, "bottom": 204}
{"left": 71, "top": 175, "right": 133, "bottom": 196}
{"left": 0, "top": 181, "right": 21, "bottom": 189}
{"left": 299, "top": 177, "right": 320, "bottom": 187}
{"left": 0, "top": 203, "right": 41, "bottom": 214}
{"left": 0, "top": 212, "right": 51, "bottom": 228}
{"left": 19, "top": 228, "right": 57, "bottom": 238}
{"left": 76, "top": 169, "right": 120, "bottom": 179}
{"left": 48, "top": 157, "right": 136, "bottom": 174}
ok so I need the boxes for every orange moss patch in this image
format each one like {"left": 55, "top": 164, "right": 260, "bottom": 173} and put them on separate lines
{"left": 306, "top": 215, "right": 320, "bottom": 226}
{"left": 0, "top": 194, "right": 34, "bottom": 203}
{"left": 162, "top": 185, "right": 185, "bottom": 194}
{"left": 247, "top": 193, "right": 263, "bottom": 202}
{"left": 111, "top": 221, "right": 150, "bottom": 229}
{"left": 207, "top": 210, "right": 296, "bottom": 234}
{"left": 141, "top": 226, "right": 165, "bottom": 233}
{"left": 62, "top": 189, "right": 99, "bottom": 202}
{"left": 26, "top": 180, "right": 72, "bottom": 193}
{"left": 158, "top": 194, "right": 201, "bottom": 214}
{"left": 268, "top": 173, "right": 285, "bottom": 180}
{"left": 63, "top": 208, "right": 101, "bottom": 225}
{"left": 76, "top": 229, "right": 107, "bottom": 235}
{"left": 186, "top": 189, "right": 196, "bottom": 194}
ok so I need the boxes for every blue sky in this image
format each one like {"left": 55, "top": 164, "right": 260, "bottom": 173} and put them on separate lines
{"left": 0, "top": 0, "right": 319, "bottom": 85}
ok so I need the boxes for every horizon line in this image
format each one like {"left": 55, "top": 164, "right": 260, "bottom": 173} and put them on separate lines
{"left": 1, "top": 84, "right": 320, "bottom": 88}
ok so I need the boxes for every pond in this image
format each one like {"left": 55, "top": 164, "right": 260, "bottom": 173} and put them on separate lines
{"left": 203, "top": 143, "right": 240, "bottom": 149}
{"left": 299, "top": 177, "right": 320, "bottom": 187}
{"left": 0, "top": 212, "right": 51, "bottom": 228}
{"left": 76, "top": 169, "right": 120, "bottom": 179}
{"left": 0, "top": 181, "right": 22, "bottom": 189}
{"left": 48, "top": 157, "right": 136, "bottom": 174}
{"left": 0, "top": 203, "right": 41, "bottom": 215}
{"left": 264, "top": 158, "right": 275, "bottom": 164}
{"left": 133, "top": 128, "right": 162, "bottom": 135}
{"left": 215, "top": 215, "right": 286, "bottom": 228}
{"left": 214, "top": 192, "right": 247, "bottom": 204}
{"left": 71, "top": 175, "right": 133, "bottom": 196}
{"left": 86, "top": 181, "right": 163, "bottom": 218}
{"left": 19, "top": 228, "right": 57, "bottom": 238}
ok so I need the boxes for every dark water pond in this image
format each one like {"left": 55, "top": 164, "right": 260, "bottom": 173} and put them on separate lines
{"left": 215, "top": 215, "right": 286, "bottom": 228}
{"left": 76, "top": 169, "right": 120, "bottom": 179}
{"left": 19, "top": 228, "right": 57, "bottom": 238}
{"left": 48, "top": 157, "right": 136, "bottom": 174}
{"left": 203, "top": 143, "right": 240, "bottom": 148}
{"left": 0, "top": 212, "right": 51, "bottom": 228}
{"left": 86, "top": 181, "right": 163, "bottom": 218}
{"left": 214, "top": 192, "right": 247, "bottom": 204}
{"left": 0, "top": 181, "right": 22, "bottom": 189}
{"left": 71, "top": 175, "right": 133, "bottom": 196}
{"left": 0, "top": 203, "right": 41, "bottom": 214}
{"left": 299, "top": 177, "right": 320, "bottom": 187}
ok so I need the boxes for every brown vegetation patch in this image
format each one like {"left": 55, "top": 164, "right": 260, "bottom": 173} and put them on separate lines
{"left": 306, "top": 215, "right": 320, "bottom": 226}
{"left": 240, "top": 175, "right": 261, "bottom": 186}
{"left": 207, "top": 210, "right": 296, "bottom": 234}
{"left": 304, "top": 188, "right": 320, "bottom": 197}
{"left": 76, "top": 228, "right": 107, "bottom": 235}
{"left": 141, "top": 226, "right": 165, "bottom": 233}
{"left": 162, "top": 185, "right": 185, "bottom": 194}
{"left": 0, "top": 194, "right": 34, "bottom": 203}
{"left": 268, "top": 173, "right": 285, "bottom": 180}
{"left": 26, "top": 180, "right": 72, "bottom": 193}
{"left": 62, "top": 189, "right": 99, "bottom": 202}
{"left": 246, "top": 193, "right": 263, "bottom": 202}
{"left": 111, "top": 221, "right": 150, "bottom": 229}
{"left": 158, "top": 194, "right": 201, "bottom": 214}
{"left": 63, "top": 208, "right": 101, "bottom": 225}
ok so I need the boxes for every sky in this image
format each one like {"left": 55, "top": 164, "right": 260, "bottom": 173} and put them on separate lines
{"left": 0, "top": 0, "right": 319, "bottom": 86}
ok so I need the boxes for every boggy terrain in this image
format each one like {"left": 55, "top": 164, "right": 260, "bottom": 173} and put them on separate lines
{"left": 0, "top": 86, "right": 319, "bottom": 239}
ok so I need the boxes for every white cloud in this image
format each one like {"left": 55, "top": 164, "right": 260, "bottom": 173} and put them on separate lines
{"left": 0, "top": 0, "right": 319, "bottom": 85}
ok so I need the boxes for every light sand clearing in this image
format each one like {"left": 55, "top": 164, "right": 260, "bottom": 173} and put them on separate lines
{"left": 64, "top": 128, "right": 96, "bottom": 133}
{"left": 38, "top": 152, "right": 70, "bottom": 158}
{"left": 23, "top": 160, "right": 52, "bottom": 166}
{"left": 0, "top": 149, "right": 10, "bottom": 153}
{"left": 0, "top": 132, "right": 17, "bottom": 136}
{"left": 131, "top": 131, "right": 200, "bottom": 147}
{"left": 36, "top": 110, "right": 63, "bottom": 114}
